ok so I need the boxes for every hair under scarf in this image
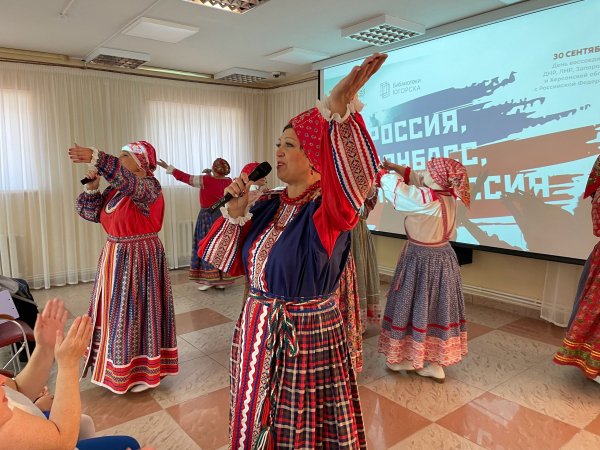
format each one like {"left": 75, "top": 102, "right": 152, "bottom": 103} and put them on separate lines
{"left": 121, "top": 141, "right": 157, "bottom": 176}
{"left": 212, "top": 158, "right": 231, "bottom": 176}
{"left": 426, "top": 157, "right": 471, "bottom": 208}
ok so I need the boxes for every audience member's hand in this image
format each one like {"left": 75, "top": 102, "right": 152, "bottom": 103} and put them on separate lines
{"left": 34, "top": 298, "right": 68, "bottom": 350}
{"left": 157, "top": 159, "right": 169, "bottom": 169}
{"left": 55, "top": 315, "right": 92, "bottom": 370}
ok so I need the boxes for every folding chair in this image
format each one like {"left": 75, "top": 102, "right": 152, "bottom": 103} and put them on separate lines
{"left": 0, "top": 314, "right": 34, "bottom": 374}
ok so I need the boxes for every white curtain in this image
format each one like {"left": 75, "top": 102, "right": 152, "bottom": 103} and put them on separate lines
{"left": 0, "top": 62, "right": 315, "bottom": 289}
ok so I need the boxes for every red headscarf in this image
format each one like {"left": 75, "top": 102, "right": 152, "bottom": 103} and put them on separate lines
{"left": 426, "top": 157, "right": 471, "bottom": 208}
{"left": 289, "top": 107, "right": 327, "bottom": 173}
{"left": 212, "top": 158, "right": 231, "bottom": 176}
{"left": 584, "top": 155, "right": 600, "bottom": 199}
{"left": 241, "top": 161, "right": 260, "bottom": 176}
{"left": 121, "top": 141, "right": 157, "bottom": 176}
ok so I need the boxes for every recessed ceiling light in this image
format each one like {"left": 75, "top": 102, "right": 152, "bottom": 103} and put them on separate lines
{"left": 267, "top": 47, "right": 330, "bottom": 65}
{"left": 214, "top": 67, "right": 271, "bottom": 83}
{"left": 85, "top": 48, "right": 150, "bottom": 69}
{"left": 342, "top": 15, "right": 425, "bottom": 46}
{"left": 181, "top": 0, "right": 271, "bottom": 14}
{"left": 122, "top": 18, "right": 199, "bottom": 44}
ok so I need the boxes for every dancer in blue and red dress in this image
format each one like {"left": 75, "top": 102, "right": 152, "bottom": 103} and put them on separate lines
{"left": 69, "top": 141, "right": 178, "bottom": 394}
{"left": 158, "top": 157, "right": 242, "bottom": 290}
{"left": 199, "top": 53, "right": 386, "bottom": 449}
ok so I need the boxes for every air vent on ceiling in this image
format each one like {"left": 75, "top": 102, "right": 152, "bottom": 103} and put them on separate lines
{"left": 341, "top": 15, "right": 425, "bottom": 46}
{"left": 214, "top": 67, "right": 271, "bottom": 83}
{"left": 85, "top": 47, "right": 150, "bottom": 69}
{"left": 181, "top": 0, "right": 271, "bottom": 14}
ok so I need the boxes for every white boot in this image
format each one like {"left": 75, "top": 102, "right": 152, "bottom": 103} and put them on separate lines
{"left": 197, "top": 284, "right": 212, "bottom": 291}
{"left": 416, "top": 363, "right": 446, "bottom": 383}
{"left": 386, "top": 361, "right": 416, "bottom": 372}
{"left": 594, "top": 376, "right": 600, "bottom": 385}
{"left": 130, "top": 383, "right": 150, "bottom": 393}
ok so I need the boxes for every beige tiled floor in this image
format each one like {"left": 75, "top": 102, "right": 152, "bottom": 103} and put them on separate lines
{"left": 5, "top": 269, "right": 600, "bottom": 450}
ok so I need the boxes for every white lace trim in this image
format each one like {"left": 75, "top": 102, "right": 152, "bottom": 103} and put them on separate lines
{"left": 83, "top": 187, "right": 100, "bottom": 194}
{"left": 221, "top": 205, "right": 252, "bottom": 226}
{"left": 90, "top": 147, "right": 100, "bottom": 166}
{"left": 316, "top": 95, "right": 364, "bottom": 123}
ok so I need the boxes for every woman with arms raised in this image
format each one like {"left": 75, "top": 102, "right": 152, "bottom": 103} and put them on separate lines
{"left": 199, "top": 53, "right": 386, "bottom": 449}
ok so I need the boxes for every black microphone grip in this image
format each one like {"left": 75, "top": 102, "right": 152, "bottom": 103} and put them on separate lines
{"left": 80, "top": 176, "right": 95, "bottom": 185}
{"left": 207, "top": 161, "right": 272, "bottom": 214}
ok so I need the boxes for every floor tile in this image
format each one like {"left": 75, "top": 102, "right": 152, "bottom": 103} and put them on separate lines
{"left": 175, "top": 308, "right": 232, "bottom": 335}
{"left": 561, "top": 430, "right": 600, "bottom": 449}
{"left": 98, "top": 410, "right": 201, "bottom": 450}
{"left": 491, "top": 362, "right": 600, "bottom": 428}
{"left": 467, "top": 322, "right": 494, "bottom": 341}
{"left": 150, "top": 356, "right": 229, "bottom": 409}
{"left": 360, "top": 386, "right": 430, "bottom": 449}
{"left": 166, "top": 387, "right": 229, "bottom": 450}
{"left": 586, "top": 410, "right": 600, "bottom": 436}
{"left": 177, "top": 336, "right": 205, "bottom": 363}
{"left": 466, "top": 330, "right": 558, "bottom": 368}
{"left": 438, "top": 392, "right": 579, "bottom": 450}
{"left": 499, "top": 317, "right": 566, "bottom": 346}
{"left": 207, "top": 349, "right": 231, "bottom": 370}
{"left": 389, "top": 423, "right": 485, "bottom": 450}
{"left": 80, "top": 386, "right": 162, "bottom": 431}
{"left": 444, "top": 350, "right": 529, "bottom": 391}
{"left": 179, "top": 322, "right": 235, "bottom": 355}
{"left": 465, "top": 304, "right": 522, "bottom": 329}
{"left": 366, "top": 373, "right": 484, "bottom": 422}
{"left": 357, "top": 343, "right": 389, "bottom": 386}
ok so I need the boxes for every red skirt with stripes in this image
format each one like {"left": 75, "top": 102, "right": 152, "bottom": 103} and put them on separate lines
{"left": 83, "top": 233, "right": 178, "bottom": 394}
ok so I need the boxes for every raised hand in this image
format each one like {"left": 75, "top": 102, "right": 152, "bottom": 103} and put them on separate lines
{"left": 157, "top": 159, "right": 169, "bottom": 170}
{"left": 329, "top": 53, "right": 387, "bottom": 116}
{"left": 55, "top": 315, "right": 93, "bottom": 370}
{"left": 34, "top": 298, "right": 69, "bottom": 350}
{"left": 68, "top": 143, "right": 94, "bottom": 164}
{"left": 381, "top": 158, "right": 406, "bottom": 174}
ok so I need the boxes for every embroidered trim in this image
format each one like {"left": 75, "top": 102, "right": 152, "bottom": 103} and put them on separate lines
{"left": 316, "top": 95, "right": 364, "bottom": 122}
{"left": 90, "top": 147, "right": 100, "bottom": 167}
{"left": 221, "top": 205, "right": 253, "bottom": 226}
{"left": 84, "top": 187, "right": 100, "bottom": 194}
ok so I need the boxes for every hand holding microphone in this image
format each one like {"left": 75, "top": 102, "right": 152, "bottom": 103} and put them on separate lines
{"left": 81, "top": 168, "right": 99, "bottom": 189}
{"left": 209, "top": 161, "right": 271, "bottom": 215}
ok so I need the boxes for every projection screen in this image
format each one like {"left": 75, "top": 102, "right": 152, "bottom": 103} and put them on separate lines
{"left": 321, "top": 0, "right": 600, "bottom": 262}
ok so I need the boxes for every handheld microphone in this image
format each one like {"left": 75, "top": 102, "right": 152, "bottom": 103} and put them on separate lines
{"left": 80, "top": 176, "right": 95, "bottom": 185}
{"left": 208, "top": 161, "right": 272, "bottom": 214}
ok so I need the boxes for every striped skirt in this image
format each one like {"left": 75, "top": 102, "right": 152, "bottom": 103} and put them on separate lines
{"left": 351, "top": 218, "right": 381, "bottom": 326}
{"left": 336, "top": 254, "right": 364, "bottom": 373}
{"left": 190, "top": 208, "right": 241, "bottom": 286}
{"left": 229, "top": 292, "right": 366, "bottom": 449}
{"left": 554, "top": 241, "right": 600, "bottom": 379}
{"left": 83, "top": 233, "right": 178, "bottom": 394}
{"left": 378, "top": 241, "right": 467, "bottom": 368}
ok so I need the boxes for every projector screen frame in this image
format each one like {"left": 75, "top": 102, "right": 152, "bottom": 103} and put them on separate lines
{"left": 317, "top": 0, "right": 590, "bottom": 266}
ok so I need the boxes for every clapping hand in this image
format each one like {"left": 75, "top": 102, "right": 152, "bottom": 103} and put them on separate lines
{"left": 54, "top": 315, "right": 93, "bottom": 371}
{"left": 34, "top": 298, "right": 69, "bottom": 350}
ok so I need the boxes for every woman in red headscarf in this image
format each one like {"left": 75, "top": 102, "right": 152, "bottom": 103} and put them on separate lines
{"left": 69, "top": 141, "right": 178, "bottom": 394}
{"left": 377, "top": 157, "right": 471, "bottom": 383}
{"left": 198, "top": 53, "right": 386, "bottom": 449}
{"left": 553, "top": 155, "right": 600, "bottom": 384}
{"left": 157, "top": 157, "right": 242, "bottom": 290}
